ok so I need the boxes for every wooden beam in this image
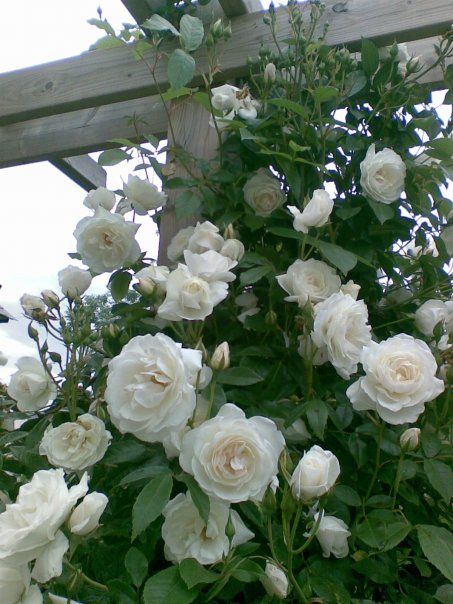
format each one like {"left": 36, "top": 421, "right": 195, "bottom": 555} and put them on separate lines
{"left": 218, "top": 0, "right": 262, "bottom": 18}
{"left": 50, "top": 155, "right": 107, "bottom": 191}
{"left": 0, "top": 0, "right": 450, "bottom": 127}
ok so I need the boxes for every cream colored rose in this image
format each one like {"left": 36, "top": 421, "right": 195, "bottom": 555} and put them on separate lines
{"left": 179, "top": 403, "right": 285, "bottom": 503}
{"left": 261, "top": 562, "right": 289, "bottom": 599}
{"left": 157, "top": 264, "right": 229, "bottom": 322}
{"left": 220, "top": 238, "right": 245, "bottom": 262}
{"left": 7, "top": 357, "right": 57, "bottom": 412}
{"left": 0, "top": 469, "right": 88, "bottom": 566}
{"left": 415, "top": 299, "right": 448, "bottom": 336}
{"left": 69, "top": 492, "right": 108, "bottom": 536}
{"left": 184, "top": 249, "right": 237, "bottom": 283}
{"left": 288, "top": 189, "right": 334, "bottom": 234}
{"left": 106, "top": 333, "right": 202, "bottom": 443}
{"left": 187, "top": 221, "right": 224, "bottom": 254}
{"left": 58, "top": 265, "right": 92, "bottom": 298}
{"left": 167, "top": 225, "right": 195, "bottom": 262}
{"left": 315, "top": 513, "right": 350, "bottom": 558}
{"left": 74, "top": 207, "right": 141, "bottom": 274}
{"left": 277, "top": 259, "right": 341, "bottom": 307}
{"left": 135, "top": 265, "right": 170, "bottom": 295}
{"left": 347, "top": 334, "right": 444, "bottom": 425}
{"left": 291, "top": 445, "right": 340, "bottom": 501}
{"left": 83, "top": 187, "right": 116, "bottom": 212}
{"left": 243, "top": 170, "right": 286, "bottom": 217}
{"left": 162, "top": 492, "right": 253, "bottom": 565}
{"left": 123, "top": 175, "right": 167, "bottom": 214}
{"left": 360, "top": 144, "right": 406, "bottom": 204}
{"left": 39, "top": 414, "right": 111, "bottom": 471}
{"left": 312, "top": 293, "right": 371, "bottom": 379}
{"left": 20, "top": 294, "right": 45, "bottom": 320}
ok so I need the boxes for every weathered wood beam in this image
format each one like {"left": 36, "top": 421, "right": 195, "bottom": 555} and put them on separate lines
{"left": 50, "top": 155, "right": 107, "bottom": 191}
{"left": 218, "top": 0, "right": 262, "bottom": 18}
{"left": 0, "top": 0, "right": 450, "bottom": 127}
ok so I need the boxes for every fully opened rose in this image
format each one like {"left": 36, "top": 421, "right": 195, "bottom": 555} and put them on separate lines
{"left": 243, "top": 169, "right": 286, "bottom": 217}
{"left": 360, "top": 144, "right": 406, "bottom": 203}
{"left": 277, "top": 258, "right": 341, "bottom": 307}
{"left": 179, "top": 403, "right": 285, "bottom": 503}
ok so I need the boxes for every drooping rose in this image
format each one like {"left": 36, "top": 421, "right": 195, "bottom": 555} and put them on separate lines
{"left": 360, "top": 143, "right": 406, "bottom": 204}
{"left": 261, "top": 562, "right": 289, "bottom": 599}
{"left": 7, "top": 357, "right": 57, "bottom": 412}
{"left": 288, "top": 189, "right": 334, "bottom": 234}
{"left": 314, "top": 513, "right": 350, "bottom": 558}
{"left": 20, "top": 294, "right": 46, "bottom": 320}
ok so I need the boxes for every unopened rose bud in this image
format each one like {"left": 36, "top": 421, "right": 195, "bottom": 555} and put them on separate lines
{"left": 41, "top": 289, "right": 60, "bottom": 309}
{"left": 261, "top": 562, "right": 289, "bottom": 599}
{"left": 225, "top": 512, "right": 236, "bottom": 543}
{"left": 264, "top": 62, "right": 276, "bottom": 83}
{"left": 265, "top": 310, "right": 278, "bottom": 326}
{"left": 20, "top": 294, "right": 46, "bottom": 321}
{"left": 400, "top": 427, "right": 420, "bottom": 452}
{"left": 220, "top": 239, "right": 245, "bottom": 262}
{"left": 290, "top": 445, "right": 340, "bottom": 501}
{"left": 211, "top": 342, "right": 230, "bottom": 371}
{"left": 223, "top": 223, "right": 235, "bottom": 239}
{"left": 27, "top": 324, "right": 39, "bottom": 341}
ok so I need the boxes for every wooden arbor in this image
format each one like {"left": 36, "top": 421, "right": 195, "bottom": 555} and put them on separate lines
{"left": 0, "top": 0, "right": 450, "bottom": 257}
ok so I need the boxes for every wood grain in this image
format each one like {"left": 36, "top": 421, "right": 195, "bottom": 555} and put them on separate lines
{"left": 50, "top": 155, "right": 107, "bottom": 191}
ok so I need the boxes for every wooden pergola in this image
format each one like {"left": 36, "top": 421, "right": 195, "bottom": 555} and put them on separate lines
{"left": 0, "top": 0, "right": 450, "bottom": 257}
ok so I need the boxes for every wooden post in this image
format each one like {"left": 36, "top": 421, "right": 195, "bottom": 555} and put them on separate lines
{"left": 158, "top": 99, "right": 218, "bottom": 264}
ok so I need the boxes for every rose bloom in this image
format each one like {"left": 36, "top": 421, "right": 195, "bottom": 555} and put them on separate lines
{"left": 291, "top": 445, "right": 340, "bottom": 501}
{"left": 315, "top": 513, "right": 350, "bottom": 558}
{"left": 135, "top": 265, "right": 170, "bottom": 295}
{"left": 414, "top": 299, "right": 449, "bottom": 337}
{"left": 0, "top": 469, "right": 88, "bottom": 566}
{"left": 184, "top": 249, "right": 237, "bottom": 283}
{"left": 312, "top": 293, "right": 372, "bottom": 379}
{"left": 179, "top": 403, "right": 285, "bottom": 503}
{"left": 167, "top": 225, "right": 195, "bottom": 262}
{"left": 31, "top": 530, "right": 68, "bottom": 584}
{"left": 0, "top": 564, "right": 37, "bottom": 604}
{"left": 123, "top": 174, "right": 167, "bottom": 214}
{"left": 106, "top": 333, "right": 202, "bottom": 443}
{"left": 83, "top": 186, "right": 116, "bottom": 211}
{"left": 277, "top": 259, "right": 341, "bottom": 307}
{"left": 220, "top": 238, "right": 245, "bottom": 262}
{"left": 187, "top": 221, "right": 224, "bottom": 254}
{"left": 347, "top": 334, "right": 444, "bottom": 425}
{"left": 20, "top": 294, "right": 45, "bottom": 320}
{"left": 360, "top": 143, "right": 406, "bottom": 204}
{"left": 39, "top": 414, "right": 111, "bottom": 471}
{"left": 243, "top": 169, "right": 286, "bottom": 217}
{"left": 74, "top": 207, "right": 141, "bottom": 274}
{"left": 7, "top": 357, "right": 57, "bottom": 412}
{"left": 162, "top": 492, "right": 253, "bottom": 565}
{"left": 157, "top": 264, "right": 229, "bottom": 322}
{"left": 57, "top": 265, "right": 92, "bottom": 298}
{"left": 69, "top": 492, "right": 108, "bottom": 536}
{"left": 261, "top": 562, "right": 289, "bottom": 599}
{"left": 288, "top": 189, "right": 334, "bottom": 234}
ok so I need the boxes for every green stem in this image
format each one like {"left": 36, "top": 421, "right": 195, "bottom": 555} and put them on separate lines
{"left": 392, "top": 453, "right": 404, "bottom": 509}
{"left": 64, "top": 561, "right": 108, "bottom": 592}
{"left": 364, "top": 420, "right": 384, "bottom": 506}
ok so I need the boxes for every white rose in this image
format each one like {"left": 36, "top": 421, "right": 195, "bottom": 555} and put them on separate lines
{"left": 415, "top": 299, "right": 448, "bottom": 336}
{"left": 58, "top": 265, "right": 92, "bottom": 298}
{"left": 41, "top": 290, "right": 59, "bottom": 309}
{"left": 211, "top": 84, "right": 241, "bottom": 114}
{"left": 74, "top": 207, "right": 141, "bottom": 274}
{"left": 123, "top": 175, "right": 167, "bottom": 214}
{"left": 69, "top": 492, "right": 108, "bottom": 536}
{"left": 83, "top": 187, "right": 116, "bottom": 212}
{"left": 312, "top": 293, "right": 372, "bottom": 379}
{"left": 162, "top": 492, "right": 253, "bottom": 565}
{"left": 49, "top": 596, "right": 81, "bottom": 604}
{"left": 360, "top": 144, "right": 406, "bottom": 204}
{"left": 220, "top": 238, "right": 245, "bottom": 262}
{"left": 346, "top": 334, "right": 444, "bottom": 425}
{"left": 0, "top": 351, "right": 7, "bottom": 366}
{"left": 39, "top": 414, "right": 111, "bottom": 471}
{"left": 157, "top": 264, "right": 229, "bottom": 322}
{"left": 187, "top": 221, "right": 224, "bottom": 254}
{"left": 167, "top": 226, "right": 195, "bottom": 262}
{"left": 341, "top": 280, "right": 361, "bottom": 300}
{"left": 179, "top": 403, "right": 285, "bottom": 503}
{"left": 277, "top": 259, "right": 341, "bottom": 307}
{"left": 20, "top": 294, "right": 45, "bottom": 320}
{"left": 288, "top": 189, "right": 334, "bottom": 234}
{"left": 7, "top": 357, "right": 57, "bottom": 412}
{"left": 184, "top": 249, "right": 237, "bottom": 283}
{"left": 106, "top": 333, "right": 202, "bottom": 443}
{"left": 135, "top": 265, "right": 170, "bottom": 295}
{"left": 237, "top": 98, "right": 258, "bottom": 120}
{"left": 400, "top": 427, "right": 420, "bottom": 451}
{"left": 261, "top": 562, "right": 289, "bottom": 599}
{"left": 315, "top": 513, "right": 350, "bottom": 558}
{"left": 31, "top": 530, "right": 68, "bottom": 583}
{"left": 243, "top": 170, "right": 286, "bottom": 217}
{"left": 0, "top": 564, "right": 31, "bottom": 604}
{"left": 440, "top": 224, "right": 453, "bottom": 256}
{"left": 211, "top": 342, "right": 230, "bottom": 371}
{"left": 0, "top": 469, "right": 88, "bottom": 566}
{"left": 291, "top": 445, "right": 340, "bottom": 501}
{"left": 297, "top": 335, "right": 328, "bottom": 366}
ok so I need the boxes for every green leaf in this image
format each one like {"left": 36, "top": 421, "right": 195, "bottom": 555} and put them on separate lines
{"left": 268, "top": 98, "right": 310, "bottom": 119}
{"left": 361, "top": 38, "right": 380, "bottom": 76}
{"left": 87, "top": 17, "right": 116, "bottom": 36}
{"left": 217, "top": 367, "right": 264, "bottom": 386}
{"left": 435, "top": 584, "right": 453, "bottom": 604}
{"left": 424, "top": 460, "right": 453, "bottom": 504}
{"left": 98, "top": 148, "right": 130, "bottom": 166}
{"left": 109, "top": 271, "right": 132, "bottom": 302}
{"left": 305, "top": 399, "right": 328, "bottom": 440}
{"left": 240, "top": 265, "right": 273, "bottom": 285}
{"left": 131, "top": 473, "right": 173, "bottom": 541}
{"left": 426, "top": 138, "right": 453, "bottom": 161}
{"left": 311, "top": 86, "right": 339, "bottom": 104}
{"left": 356, "top": 511, "right": 411, "bottom": 551}
{"left": 333, "top": 485, "right": 361, "bottom": 507}
{"left": 175, "top": 190, "right": 202, "bottom": 221}
{"left": 142, "top": 14, "right": 180, "bottom": 37}
{"left": 354, "top": 557, "right": 396, "bottom": 584}
{"left": 314, "top": 240, "right": 358, "bottom": 274}
{"left": 230, "top": 559, "right": 263, "bottom": 583}
{"left": 180, "top": 15, "right": 204, "bottom": 52}
{"left": 177, "top": 474, "right": 210, "bottom": 524}
{"left": 367, "top": 198, "right": 395, "bottom": 224}
{"left": 179, "top": 559, "right": 219, "bottom": 589}
{"left": 167, "top": 49, "right": 195, "bottom": 89}
{"left": 125, "top": 547, "right": 148, "bottom": 587}
{"left": 417, "top": 525, "right": 453, "bottom": 582}
{"left": 143, "top": 567, "right": 197, "bottom": 604}
{"left": 161, "top": 87, "right": 193, "bottom": 102}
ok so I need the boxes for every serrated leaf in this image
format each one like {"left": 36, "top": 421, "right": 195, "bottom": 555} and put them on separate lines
{"left": 131, "top": 473, "right": 173, "bottom": 541}
{"left": 125, "top": 547, "right": 148, "bottom": 587}
{"left": 361, "top": 38, "right": 380, "bottom": 76}
{"left": 180, "top": 15, "right": 204, "bottom": 52}
{"left": 179, "top": 559, "right": 219, "bottom": 589}
{"left": 177, "top": 474, "right": 210, "bottom": 524}
{"left": 143, "top": 567, "right": 197, "bottom": 604}
{"left": 314, "top": 240, "right": 358, "bottom": 274}
{"left": 217, "top": 367, "right": 264, "bottom": 386}
{"left": 167, "top": 49, "right": 196, "bottom": 89}
{"left": 98, "top": 148, "right": 130, "bottom": 166}
{"left": 424, "top": 459, "right": 453, "bottom": 503}
{"left": 417, "top": 525, "right": 453, "bottom": 582}
{"left": 142, "top": 14, "right": 180, "bottom": 37}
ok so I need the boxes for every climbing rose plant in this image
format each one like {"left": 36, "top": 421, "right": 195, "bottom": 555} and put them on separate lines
{"left": 0, "top": 2, "right": 452, "bottom": 602}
